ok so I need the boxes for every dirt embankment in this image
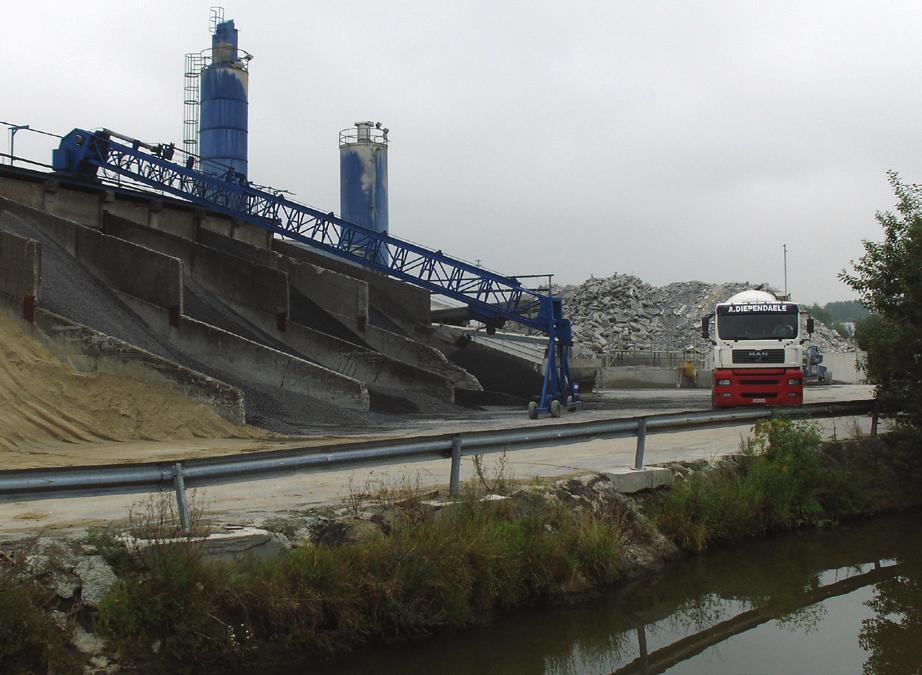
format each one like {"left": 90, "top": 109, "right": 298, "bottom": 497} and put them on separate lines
{"left": 0, "top": 312, "right": 259, "bottom": 453}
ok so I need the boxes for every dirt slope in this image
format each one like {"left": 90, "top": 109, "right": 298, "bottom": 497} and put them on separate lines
{"left": 0, "top": 312, "right": 259, "bottom": 452}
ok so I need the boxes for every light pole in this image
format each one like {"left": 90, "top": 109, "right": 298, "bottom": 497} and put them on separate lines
{"left": 783, "top": 243, "right": 788, "bottom": 298}
{"left": 8, "top": 124, "right": 29, "bottom": 166}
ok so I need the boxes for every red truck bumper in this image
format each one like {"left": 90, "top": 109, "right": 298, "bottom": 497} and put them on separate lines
{"left": 712, "top": 368, "right": 803, "bottom": 408}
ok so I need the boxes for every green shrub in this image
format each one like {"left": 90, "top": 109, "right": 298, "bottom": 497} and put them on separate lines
{"left": 648, "top": 419, "right": 829, "bottom": 551}
{"left": 0, "top": 570, "right": 79, "bottom": 674}
{"left": 97, "top": 490, "right": 622, "bottom": 670}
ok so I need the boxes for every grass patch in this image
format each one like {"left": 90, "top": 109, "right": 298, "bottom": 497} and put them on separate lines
{"left": 646, "top": 419, "right": 920, "bottom": 552}
{"left": 0, "top": 556, "right": 81, "bottom": 674}
{"left": 96, "top": 486, "right": 622, "bottom": 671}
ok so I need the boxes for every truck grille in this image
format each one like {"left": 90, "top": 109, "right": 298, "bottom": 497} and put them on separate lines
{"left": 732, "top": 349, "right": 785, "bottom": 364}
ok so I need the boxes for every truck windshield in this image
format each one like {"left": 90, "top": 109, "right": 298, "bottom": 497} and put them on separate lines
{"left": 717, "top": 313, "right": 799, "bottom": 340}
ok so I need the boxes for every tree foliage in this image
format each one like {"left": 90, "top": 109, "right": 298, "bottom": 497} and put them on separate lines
{"left": 824, "top": 300, "right": 869, "bottom": 323}
{"left": 840, "top": 171, "right": 922, "bottom": 426}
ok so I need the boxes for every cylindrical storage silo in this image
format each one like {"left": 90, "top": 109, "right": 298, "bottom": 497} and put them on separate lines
{"left": 200, "top": 19, "right": 249, "bottom": 178}
{"left": 340, "top": 121, "right": 389, "bottom": 266}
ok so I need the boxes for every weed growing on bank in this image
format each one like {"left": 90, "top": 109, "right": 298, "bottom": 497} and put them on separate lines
{"left": 646, "top": 418, "right": 916, "bottom": 552}
{"left": 0, "top": 554, "right": 81, "bottom": 674}
{"left": 96, "top": 483, "right": 622, "bottom": 670}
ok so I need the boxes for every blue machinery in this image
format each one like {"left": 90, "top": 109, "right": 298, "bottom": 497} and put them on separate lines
{"left": 52, "top": 128, "right": 579, "bottom": 418}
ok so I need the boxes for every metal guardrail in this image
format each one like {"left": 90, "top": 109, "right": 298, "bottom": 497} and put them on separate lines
{"left": 0, "top": 400, "right": 877, "bottom": 531}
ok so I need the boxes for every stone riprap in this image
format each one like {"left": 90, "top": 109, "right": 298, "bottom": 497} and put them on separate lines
{"left": 548, "top": 275, "right": 854, "bottom": 356}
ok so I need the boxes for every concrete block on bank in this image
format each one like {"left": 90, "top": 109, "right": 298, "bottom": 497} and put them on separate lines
{"left": 601, "top": 466, "right": 673, "bottom": 493}
{"left": 123, "top": 527, "right": 291, "bottom": 565}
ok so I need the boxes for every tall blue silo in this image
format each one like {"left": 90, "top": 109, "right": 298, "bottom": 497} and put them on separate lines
{"left": 340, "top": 121, "right": 389, "bottom": 266}
{"left": 199, "top": 19, "right": 250, "bottom": 178}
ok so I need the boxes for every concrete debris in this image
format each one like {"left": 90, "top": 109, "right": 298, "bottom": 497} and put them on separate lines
{"left": 543, "top": 274, "right": 854, "bottom": 356}
{"left": 74, "top": 556, "right": 118, "bottom": 608}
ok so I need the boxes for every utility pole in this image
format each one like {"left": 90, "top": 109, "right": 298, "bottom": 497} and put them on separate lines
{"left": 782, "top": 243, "right": 788, "bottom": 298}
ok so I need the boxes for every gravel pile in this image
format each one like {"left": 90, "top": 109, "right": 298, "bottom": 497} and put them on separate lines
{"left": 547, "top": 274, "right": 854, "bottom": 357}
{"left": 0, "top": 209, "right": 449, "bottom": 433}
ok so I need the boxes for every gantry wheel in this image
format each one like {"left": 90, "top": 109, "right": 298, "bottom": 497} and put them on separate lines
{"left": 550, "top": 399, "right": 561, "bottom": 418}
{"left": 528, "top": 401, "right": 538, "bottom": 420}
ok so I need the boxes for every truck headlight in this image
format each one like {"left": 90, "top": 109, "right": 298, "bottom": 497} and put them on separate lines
{"left": 717, "top": 379, "right": 731, "bottom": 386}
{"left": 787, "top": 379, "right": 800, "bottom": 385}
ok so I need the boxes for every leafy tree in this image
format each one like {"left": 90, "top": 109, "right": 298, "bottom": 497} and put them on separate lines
{"left": 802, "top": 303, "right": 849, "bottom": 338}
{"left": 840, "top": 171, "right": 922, "bottom": 427}
{"left": 825, "top": 300, "right": 869, "bottom": 323}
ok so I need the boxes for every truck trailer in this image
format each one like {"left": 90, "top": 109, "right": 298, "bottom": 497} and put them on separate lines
{"left": 701, "top": 290, "right": 814, "bottom": 408}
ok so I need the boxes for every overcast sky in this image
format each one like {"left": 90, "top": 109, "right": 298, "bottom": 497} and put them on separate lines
{"left": 3, "top": 1, "right": 921, "bottom": 303}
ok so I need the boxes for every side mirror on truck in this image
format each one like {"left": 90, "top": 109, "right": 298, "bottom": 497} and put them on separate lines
{"left": 806, "top": 317, "right": 815, "bottom": 335}
{"left": 701, "top": 316, "right": 712, "bottom": 341}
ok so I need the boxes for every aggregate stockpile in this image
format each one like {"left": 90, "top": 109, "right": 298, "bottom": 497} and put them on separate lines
{"left": 557, "top": 275, "right": 853, "bottom": 355}
{"left": 0, "top": 312, "right": 251, "bottom": 455}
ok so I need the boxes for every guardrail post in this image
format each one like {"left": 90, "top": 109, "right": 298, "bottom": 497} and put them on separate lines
{"left": 634, "top": 419, "right": 647, "bottom": 470}
{"left": 172, "top": 462, "right": 191, "bottom": 535}
{"left": 871, "top": 402, "right": 879, "bottom": 437}
{"left": 449, "top": 435, "right": 463, "bottom": 497}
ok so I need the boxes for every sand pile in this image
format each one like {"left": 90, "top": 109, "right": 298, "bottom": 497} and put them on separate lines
{"left": 0, "top": 312, "right": 257, "bottom": 452}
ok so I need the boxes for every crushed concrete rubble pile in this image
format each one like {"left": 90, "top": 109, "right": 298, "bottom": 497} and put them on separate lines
{"left": 551, "top": 275, "right": 855, "bottom": 356}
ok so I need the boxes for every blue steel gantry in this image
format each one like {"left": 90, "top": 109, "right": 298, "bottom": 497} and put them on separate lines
{"left": 52, "top": 128, "right": 579, "bottom": 418}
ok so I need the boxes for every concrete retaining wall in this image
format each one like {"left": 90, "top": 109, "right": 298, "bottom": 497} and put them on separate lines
{"left": 285, "top": 260, "right": 369, "bottom": 331}
{"left": 273, "top": 239, "right": 430, "bottom": 327}
{"left": 0, "top": 228, "right": 40, "bottom": 318}
{"left": 227, "top": 301, "right": 454, "bottom": 400}
{"left": 419, "top": 324, "right": 542, "bottom": 397}
{"left": 193, "top": 244, "right": 288, "bottom": 323}
{"left": 284, "top": 320, "right": 454, "bottom": 400}
{"left": 197, "top": 228, "right": 281, "bottom": 269}
{"left": 123, "top": 295, "right": 369, "bottom": 410}
{"left": 0, "top": 168, "right": 272, "bottom": 248}
{"left": 822, "top": 351, "right": 867, "bottom": 384}
{"left": 75, "top": 227, "right": 183, "bottom": 315}
{"left": 1, "top": 203, "right": 183, "bottom": 316}
{"left": 102, "top": 213, "right": 287, "bottom": 323}
{"left": 364, "top": 324, "right": 481, "bottom": 390}
{"left": 599, "top": 366, "right": 683, "bottom": 389}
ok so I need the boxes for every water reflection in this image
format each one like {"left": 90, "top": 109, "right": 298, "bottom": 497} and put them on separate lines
{"left": 306, "top": 511, "right": 922, "bottom": 674}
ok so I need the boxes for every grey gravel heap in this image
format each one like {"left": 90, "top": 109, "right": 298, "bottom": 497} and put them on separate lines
{"left": 548, "top": 274, "right": 854, "bottom": 356}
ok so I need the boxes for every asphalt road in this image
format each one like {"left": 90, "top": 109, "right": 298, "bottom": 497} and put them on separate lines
{"left": 0, "top": 385, "right": 876, "bottom": 539}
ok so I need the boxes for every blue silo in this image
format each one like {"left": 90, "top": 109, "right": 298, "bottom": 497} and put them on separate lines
{"left": 199, "top": 19, "right": 250, "bottom": 178}
{"left": 340, "top": 121, "right": 389, "bottom": 265}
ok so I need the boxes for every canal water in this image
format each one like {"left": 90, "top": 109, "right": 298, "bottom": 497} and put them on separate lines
{"left": 310, "top": 510, "right": 922, "bottom": 674}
